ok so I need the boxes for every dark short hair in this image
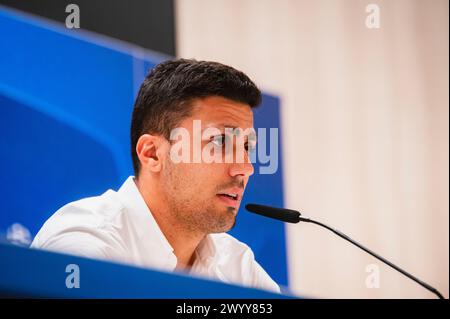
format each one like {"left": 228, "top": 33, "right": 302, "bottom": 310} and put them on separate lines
{"left": 130, "top": 58, "right": 262, "bottom": 175}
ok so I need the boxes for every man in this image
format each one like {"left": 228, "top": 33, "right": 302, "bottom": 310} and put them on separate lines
{"left": 31, "top": 59, "right": 280, "bottom": 293}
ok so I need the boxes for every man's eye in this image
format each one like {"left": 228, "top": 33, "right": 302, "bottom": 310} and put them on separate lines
{"left": 245, "top": 143, "right": 256, "bottom": 153}
{"left": 211, "top": 135, "right": 227, "bottom": 147}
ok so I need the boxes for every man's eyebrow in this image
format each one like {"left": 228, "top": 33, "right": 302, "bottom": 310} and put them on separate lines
{"left": 204, "top": 123, "right": 239, "bottom": 130}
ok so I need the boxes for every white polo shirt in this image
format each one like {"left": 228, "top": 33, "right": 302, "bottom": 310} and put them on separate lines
{"left": 31, "top": 177, "right": 280, "bottom": 293}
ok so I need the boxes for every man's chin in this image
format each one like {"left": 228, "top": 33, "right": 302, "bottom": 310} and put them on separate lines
{"left": 208, "top": 207, "right": 237, "bottom": 233}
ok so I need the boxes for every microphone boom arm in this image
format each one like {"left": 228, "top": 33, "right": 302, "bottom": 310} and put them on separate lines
{"left": 298, "top": 216, "right": 444, "bottom": 299}
{"left": 245, "top": 203, "right": 444, "bottom": 299}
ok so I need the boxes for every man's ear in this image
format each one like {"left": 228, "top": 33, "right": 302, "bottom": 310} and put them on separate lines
{"left": 136, "top": 134, "right": 164, "bottom": 173}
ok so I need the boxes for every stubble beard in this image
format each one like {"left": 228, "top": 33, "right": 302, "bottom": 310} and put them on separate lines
{"left": 162, "top": 158, "right": 237, "bottom": 234}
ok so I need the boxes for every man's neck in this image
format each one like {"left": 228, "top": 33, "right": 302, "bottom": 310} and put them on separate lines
{"left": 136, "top": 178, "right": 205, "bottom": 271}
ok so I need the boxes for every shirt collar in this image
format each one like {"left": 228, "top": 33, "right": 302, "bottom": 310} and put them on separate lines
{"left": 116, "top": 176, "right": 174, "bottom": 258}
{"left": 116, "top": 176, "right": 218, "bottom": 267}
{"left": 195, "top": 233, "right": 217, "bottom": 263}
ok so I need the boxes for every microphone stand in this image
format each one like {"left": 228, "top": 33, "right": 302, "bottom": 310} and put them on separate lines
{"left": 298, "top": 216, "right": 444, "bottom": 299}
{"left": 245, "top": 203, "right": 445, "bottom": 299}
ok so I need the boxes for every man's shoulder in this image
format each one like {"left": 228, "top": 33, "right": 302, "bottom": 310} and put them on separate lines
{"left": 66, "top": 189, "right": 125, "bottom": 220}
{"left": 31, "top": 189, "right": 126, "bottom": 248}
{"left": 49, "top": 189, "right": 124, "bottom": 226}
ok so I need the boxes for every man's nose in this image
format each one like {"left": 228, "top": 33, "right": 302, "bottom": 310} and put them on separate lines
{"left": 229, "top": 154, "right": 254, "bottom": 178}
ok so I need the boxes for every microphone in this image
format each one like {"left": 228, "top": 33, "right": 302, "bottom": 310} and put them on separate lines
{"left": 244, "top": 203, "right": 301, "bottom": 223}
{"left": 245, "top": 203, "right": 444, "bottom": 299}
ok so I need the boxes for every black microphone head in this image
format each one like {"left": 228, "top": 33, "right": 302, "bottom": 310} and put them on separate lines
{"left": 245, "top": 203, "right": 301, "bottom": 223}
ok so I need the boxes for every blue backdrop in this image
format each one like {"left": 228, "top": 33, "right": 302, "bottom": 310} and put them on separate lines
{"left": 0, "top": 6, "right": 288, "bottom": 287}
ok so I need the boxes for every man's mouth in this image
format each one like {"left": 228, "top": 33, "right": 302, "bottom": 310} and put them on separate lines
{"left": 218, "top": 192, "right": 238, "bottom": 200}
{"left": 216, "top": 188, "right": 243, "bottom": 208}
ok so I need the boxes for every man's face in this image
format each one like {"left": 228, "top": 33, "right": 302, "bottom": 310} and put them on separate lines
{"left": 159, "top": 96, "right": 255, "bottom": 234}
